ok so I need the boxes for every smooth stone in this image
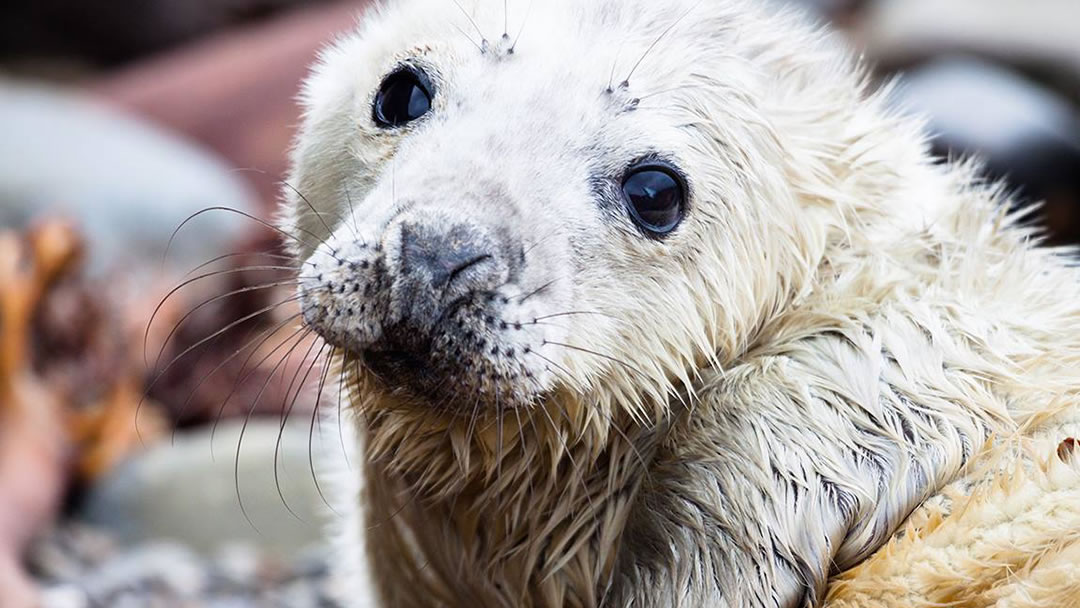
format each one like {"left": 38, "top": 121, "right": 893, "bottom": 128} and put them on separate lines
{"left": 77, "top": 416, "right": 340, "bottom": 558}
{"left": 39, "top": 585, "right": 90, "bottom": 608}
{"left": 894, "top": 57, "right": 1080, "bottom": 159}
{"left": 0, "top": 78, "right": 259, "bottom": 275}
{"left": 859, "top": 0, "right": 1080, "bottom": 77}
{"left": 81, "top": 542, "right": 208, "bottom": 600}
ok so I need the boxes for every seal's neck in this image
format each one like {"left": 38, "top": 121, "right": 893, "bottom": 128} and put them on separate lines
{"left": 360, "top": 403, "right": 662, "bottom": 607}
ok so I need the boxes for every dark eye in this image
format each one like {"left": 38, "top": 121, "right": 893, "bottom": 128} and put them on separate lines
{"left": 373, "top": 68, "right": 433, "bottom": 128}
{"left": 621, "top": 164, "right": 686, "bottom": 235}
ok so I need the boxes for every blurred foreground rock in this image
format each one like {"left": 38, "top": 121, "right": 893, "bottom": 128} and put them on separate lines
{"left": 0, "top": 217, "right": 327, "bottom": 606}
{"left": 31, "top": 524, "right": 337, "bottom": 608}
{"left": 78, "top": 418, "right": 335, "bottom": 558}
{"left": 94, "top": 0, "right": 368, "bottom": 206}
{"left": 33, "top": 417, "right": 345, "bottom": 606}
{"left": 859, "top": 0, "right": 1080, "bottom": 88}
{"left": 894, "top": 57, "right": 1080, "bottom": 243}
{"left": 0, "top": 79, "right": 258, "bottom": 274}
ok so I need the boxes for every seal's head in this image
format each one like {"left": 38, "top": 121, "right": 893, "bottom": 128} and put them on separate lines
{"left": 286, "top": 0, "right": 860, "bottom": 482}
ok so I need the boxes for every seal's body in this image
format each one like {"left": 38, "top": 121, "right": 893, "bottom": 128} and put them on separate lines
{"left": 283, "top": 0, "right": 1080, "bottom": 606}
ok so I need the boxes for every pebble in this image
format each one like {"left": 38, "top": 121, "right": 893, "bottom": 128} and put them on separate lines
{"left": 31, "top": 523, "right": 340, "bottom": 607}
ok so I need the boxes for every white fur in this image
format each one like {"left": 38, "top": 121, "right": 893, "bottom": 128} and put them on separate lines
{"left": 290, "top": 0, "right": 1080, "bottom": 606}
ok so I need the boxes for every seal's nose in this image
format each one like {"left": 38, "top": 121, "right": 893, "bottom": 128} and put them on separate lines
{"left": 399, "top": 222, "right": 493, "bottom": 291}
{"left": 391, "top": 221, "right": 506, "bottom": 334}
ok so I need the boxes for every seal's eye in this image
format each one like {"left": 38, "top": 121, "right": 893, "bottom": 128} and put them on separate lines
{"left": 621, "top": 165, "right": 686, "bottom": 235}
{"left": 373, "top": 68, "right": 433, "bottom": 128}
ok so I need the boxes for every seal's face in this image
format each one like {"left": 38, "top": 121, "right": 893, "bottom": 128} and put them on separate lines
{"left": 288, "top": 0, "right": 820, "bottom": 425}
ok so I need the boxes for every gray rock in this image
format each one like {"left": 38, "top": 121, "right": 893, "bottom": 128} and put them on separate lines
{"left": 859, "top": 0, "right": 1080, "bottom": 77}
{"left": 0, "top": 78, "right": 260, "bottom": 274}
{"left": 894, "top": 57, "right": 1080, "bottom": 159}
{"left": 39, "top": 585, "right": 90, "bottom": 608}
{"left": 214, "top": 543, "right": 262, "bottom": 588}
{"left": 82, "top": 542, "right": 207, "bottom": 600}
{"left": 77, "top": 417, "right": 338, "bottom": 558}
{"left": 31, "top": 521, "right": 340, "bottom": 607}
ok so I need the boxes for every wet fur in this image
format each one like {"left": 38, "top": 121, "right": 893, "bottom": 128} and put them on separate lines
{"left": 282, "top": 0, "right": 1080, "bottom": 606}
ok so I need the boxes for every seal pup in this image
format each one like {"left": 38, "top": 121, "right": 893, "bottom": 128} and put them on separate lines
{"left": 282, "top": 0, "right": 1080, "bottom": 605}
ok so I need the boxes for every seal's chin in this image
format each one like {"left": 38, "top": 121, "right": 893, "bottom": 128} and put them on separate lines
{"left": 362, "top": 348, "right": 438, "bottom": 398}
{"left": 335, "top": 311, "right": 546, "bottom": 415}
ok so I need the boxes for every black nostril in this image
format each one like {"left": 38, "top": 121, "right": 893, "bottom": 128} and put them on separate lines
{"left": 399, "top": 222, "right": 495, "bottom": 291}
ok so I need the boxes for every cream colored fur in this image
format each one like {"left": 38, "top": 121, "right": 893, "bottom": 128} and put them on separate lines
{"left": 283, "top": 0, "right": 1080, "bottom": 606}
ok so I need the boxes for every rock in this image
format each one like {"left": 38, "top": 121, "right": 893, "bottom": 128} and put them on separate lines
{"left": 82, "top": 542, "right": 208, "bottom": 600}
{"left": 895, "top": 57, "right": 1080, "bottom": 159}
{"left": 39, "top": 585, "right": 89, "bottom": 608}
{"left": 76, "top": 417, "right": 337, "bottom": 558}
{"left": 782, "top": 0, "right": 868, "bottom": 22}
{"left": 857, "top": 0, "right": 1080, "bottom": 78}
{"left": 214, "top": 543, "right": 261, "bottom": 588}
{"left": 93, "top": 1, "right": 368, "bottom": 205}
{"left": 31, "top": 521, "right": 339, "bottom": 607}
{"left": 0, "top": 78, "right": 259, "bottom": 275}
{"left": 892, "top": 57, "right": 1080, "bottom": 241}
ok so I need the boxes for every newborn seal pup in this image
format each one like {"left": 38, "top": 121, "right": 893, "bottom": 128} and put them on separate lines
{"left": 283, "top": 0, "right": 1080, "bottom": 605}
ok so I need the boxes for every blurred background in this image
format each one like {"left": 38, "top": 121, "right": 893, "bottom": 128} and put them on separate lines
{"left": 0, "top": 0, "right": 1078, "bottom": 606}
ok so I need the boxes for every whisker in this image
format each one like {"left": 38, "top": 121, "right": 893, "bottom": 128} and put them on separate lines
{"left": 494, "top": 383, "right": 503, "bottom": 486}
{"left": 280, "top": 180, "right": 338, "bottom": 239}
{"left": 543, "top": 341, "right": 688, "bottom": 413}
{"left": 528, "top": 320, "right": 570, "bottom": 331}
{"left": 636, "top": 83, "right": 710, "bottom": 101}
{"left": 139, "top": 298, "right": 305, "bottom": 442}
{"left": 449, "top": 0, "right": 487, "bottom": 43}
{"left": 144, "top": 267, "right": 301, "bottom": 365}
{"left": 226, "top": 166, "right": 353, "bottom": 239}
{"left": 463, "top": 386, "right": 484, "bottom": 471}
{"left": 510, "top": 0, "right": 537, "bottom": 52}
{"left": 522, "top": 226, "right": 562, "bottom": 257}
{"left": 525, "top": 348, "right": 576, "bottom": 391}
{"left": 152, "top": 287, "right": 306, "bottom": 375}
{"left": 344, "top": 186, "right": 364, "bottom": 241}
{"left": 621, "top": 1, "right": 703, "bottom": 87}
{"left": 207, "top": 312, "right": 306, "bottom": 458}
{"left": 272, "top": 334, "right": 325, "bottom": 522}
{"left": 607, "top": 37, "right": 628, "bottom": 92}
{"left": 165, "top": 206, "right": 339, "bottom": 266}
{"left": 543, "top": 340, "right": 651, "bottom": 384}
{"left": 510, "top": 402, "right": 535, "bottom": 499}
{"left": 451, "top": 22, "right": 485, "bottom": 53}
{"left": 524, "top": 351, "right": 654, "bottom": 474}
{"left": 233, "top": 327, "right": 312, "bottom": 533}
{"left": 517, "top": 278, "right": 558, "bottom": 304}
{"left": 533, "top": 310, "right": 618, "bottom": 322}
{"left": 166, "top": 313, "right": 300, "bottom": 445}
{"left": 223, "top": 323, "right": 310, "bottom": 448}
{"left": 337, "top": 351, "right": 354, "bottom": 469}
{"left": 182, "top": 251, "right": 297, "bottom": 280}
{"left": 308, "top": 344, "right": 341, "bottom": 516}
{"left": 536, "top": 401, "right": 598, "bottom": 509}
